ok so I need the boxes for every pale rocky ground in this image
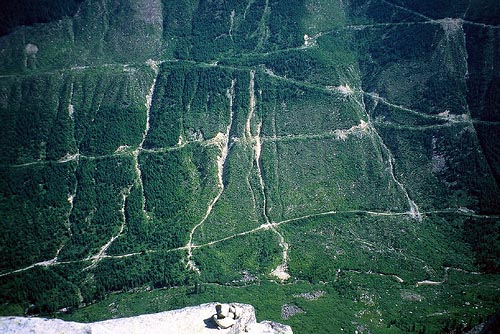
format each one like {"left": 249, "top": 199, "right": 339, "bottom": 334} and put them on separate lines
{"left": 0, "top": 303, "right": 292, "bottom": 334}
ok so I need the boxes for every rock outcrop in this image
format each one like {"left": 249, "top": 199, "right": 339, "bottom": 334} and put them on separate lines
{"left": 0, "top": 303, "right": 292, "bottom": 334}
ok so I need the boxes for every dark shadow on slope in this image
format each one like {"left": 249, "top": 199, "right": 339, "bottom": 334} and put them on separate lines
{"left": 0, "top": 0, "right": 84, "bottom": 36}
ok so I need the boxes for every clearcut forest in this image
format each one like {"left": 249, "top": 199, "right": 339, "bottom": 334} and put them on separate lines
{"left": 0, "top": 0, "right": 499, "bottom": 333}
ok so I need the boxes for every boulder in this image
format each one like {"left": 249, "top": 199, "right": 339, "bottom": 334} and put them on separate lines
{"left": 0, "top": 303, "right": 293, "bottom": 334}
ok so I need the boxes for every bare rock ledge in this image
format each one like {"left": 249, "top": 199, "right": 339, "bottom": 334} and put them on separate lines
{"left": 0, "top": 303, "right": 292, "bottom": 334}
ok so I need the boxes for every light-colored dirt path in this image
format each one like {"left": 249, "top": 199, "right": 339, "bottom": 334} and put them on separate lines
{"left": 185, "top": 78, "right": 236, "bottom": 274}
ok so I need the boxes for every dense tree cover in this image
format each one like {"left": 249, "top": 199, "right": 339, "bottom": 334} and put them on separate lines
{"left": 464, "top": 218, "right": 500, "bottom": 272}
{"left": 464, "top": 26, "right": 500, "bottom": 192}
{"left": 0, "top": 67, "right": 153, "bottom": 163}
{"left": 0, "top": 74, "right": 63, "bottom": 164}
{"left": 347, "top": 0, "right": 425, "bottom": 25}
{"left": 466, "top": 0, "right": 500, "bottom": 25}
{"left": 475, "top": 124, "right": 500, "bottom": 189}
{"left": 0, "top": 1, "right": 499, "bottom": 333}
{"left": 91, "top": 252, "right": 187, "bottom": 296}
{"left": 379, "top": 123, "right": 500, "bottom": 212}
{"left": 0, "top": 162, "right": 75, "bottom": 271}
{"left": 106, "top": 183, "right": 149, "bottom": 254}
{"left": 72, "top": 68, "right": 152, "bottom": 156}
{"left": 139, "top": 145, "right": 217, "bottom": 250}
{"left": 0, "top": 267, "right": 81, "bottom": 315}
{"left": 194, "top": 231, "right": 281, "bottom": 283}
{"left": 145, "top": 64, "right": 234, "bottom": 148}
{"left": 0, "top": 1, "right": 163, "bottom": 74}
{"left": 162, "top": 0, "right": 307, "bottom": 61}
{"left": 267, "top": 0, "right": 305, "bottom": 49}
{"left": 58, "top": 157, "right": 135, "bottom": 260}
{"left": 189, "top": 0, "right": 236, "bottom": 60}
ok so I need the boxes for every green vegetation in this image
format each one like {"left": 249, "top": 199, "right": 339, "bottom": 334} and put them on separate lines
{"left": 144, "top": 64, "right": 234, "bottom": 148}
{"left": 0, "top": 162, "right": 75, "bottom": 271}
{"left": 1, "top": 1, "right": 499, "bottom": 333}
{"left": 59, "top": 156, "right": 135, "bottom": 260}
{"left": 55, "top": 268, "right": 500, "bottom": 334}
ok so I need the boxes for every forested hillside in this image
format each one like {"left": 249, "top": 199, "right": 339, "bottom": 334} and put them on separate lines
{"left": 1, "top": 0, "right": 499, "bottom": 333}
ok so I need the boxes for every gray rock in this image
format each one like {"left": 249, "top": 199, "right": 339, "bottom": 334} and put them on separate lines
{"left": 0, "top": 303, "right": 292, "bottom": 334}
{"left": 281, "top": 304, "right": 306, "bottom": 320}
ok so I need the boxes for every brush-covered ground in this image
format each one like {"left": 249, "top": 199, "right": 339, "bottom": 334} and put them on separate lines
{"left": 1, "top": 0, "right": 499, "bottom": 333}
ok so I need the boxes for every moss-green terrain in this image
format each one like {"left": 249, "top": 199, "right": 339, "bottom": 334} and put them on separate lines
{"left": 1, "top": 0, "right": 499, "bottom": 333}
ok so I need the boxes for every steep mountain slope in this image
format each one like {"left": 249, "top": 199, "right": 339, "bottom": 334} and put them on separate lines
{"left": 0, "top": 0, "right": 499, "bottom": 333}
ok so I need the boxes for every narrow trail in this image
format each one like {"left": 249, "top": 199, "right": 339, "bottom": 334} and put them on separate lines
{"left": 68, "top": 82, "right": 75, "bottom": 119}
{"left": 380, "top": 0, "right": 434, "bottom": 22}
{"left": 255, "top": 0, "right": 270, "bottom": 51}
{"left": 132, "top": 59, "right": 160, "bottom": 220}
{"left": 5, "top": 135, "right": 221, "bottom": 169}
{"left": 416, "top": 267, "right": 453, "bottom": 287}
{"left": 185, "top": 78, "right": 236, "bottom": 274}
{"left": 0, "top": 52, "right": 492, "bottom": 162}
{"left": 246, "top": 70, "right": 290, "bottom": 281}
{"left": 1, "top": 207, "right": 496, "bottom": 278}
{"left": 344, "top": 269, "right": 404, "bottom": 283}
{"left": 245, "top": 71, "right": 258, "bottom": 213}
{"left": 65, "top": 163, "right": 78, "bottom": 238}
{"left": 424, "top": 208, "right": 500, "bottom": 220}
{"left": 463, "top": 0, "right": 472, "bottom": 20}
{"left": 341, "top": 21, "right": 438, "bottom": 31}
{"left": 462, "top": 19, "right": 500, "bottom": 29}
{"left": 1, "top": 13, "right": 499, "bottom": 81}
{"left": 56, "top": 78, "right": 81, "bottom": 256}
{"left": 243, "top": 0, "right": 255, "bottom": 20}
{"left": 3, "top": 12, "right": 500, "bottom": 294}
{"left": 0, "top": 189, "right": 132, "bottom": 279}
{"left": 275, "top": 209, "right": 409, "bottom": 227}
{"left": 83, "top": 186, "right": 132, "bottom": 271}
{"left": 362, "top": 92, "right": 439, "bottom": 121}
{"left": 0, "top": 62, "right": 133, "bottom": 79}
{"left": 374, "top": 121, "right": 462, "bottom": 131}
{"left": 4, "top": 79, "right": 496, "bottom": 170}
{"left": 0, "top": 257, "right": 69, "bottom": 278}
{"left": 375, "top": 124, "right": 422, "bottom": 220}
{"left": 262, "top": 120, "right": 369, "bottom": 143}
{"left": 362, "top": 91, "right": 500, "bottom": 126}
{"left": 358, "top": 93, "right": 422, "bottom": 220}
{"left": 375, "top": 1, "right": 500, "bottom": 30}
{"left": 229, "top": 10, "right": 235, "bottom": 43}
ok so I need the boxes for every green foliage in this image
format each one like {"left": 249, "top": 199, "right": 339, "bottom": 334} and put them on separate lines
{"left": 57, "top": 273, "right": 500, "bottom": 334}
{"left": 194, "top": 231, "right": 281, "bottom": 283}
{"left": 267, "top": 0, "right": 305, "bottom": 49}
{"left": 262, "top": 136, "right": 408, "bottom": 221}
{"left": 0, "top": 266, "right": 81, "bottom": 315}
{"left": 92, "top": 251, "right": 187, "bottom": 294}
{"left": 59, "top": 157, "right": 135, "bottom": 260}
{"left": 144, "top": 64, "right": 233, "bottom": 148}
{"left": 0, "top": 162, "right": 75, "bottom": 271}
{"left": 72, "top": 67, "right": 153, "bottom": 156}
{"left": 1, "top": 1, "right": 500, "bottom": 333}
{"left": 0, "top": 74, "right": 63, "bottom": 164}
{"left": 140, "top": 145, "right": 218, "bottom": 249}
{"left": 80, "top": 105, "right": 145, "bottom": 155}
{"left": 379, "top": 124, "right": 500, "bottom": 211}
{"left": 465, "top": 25, "right": 500, "bottom": 122}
